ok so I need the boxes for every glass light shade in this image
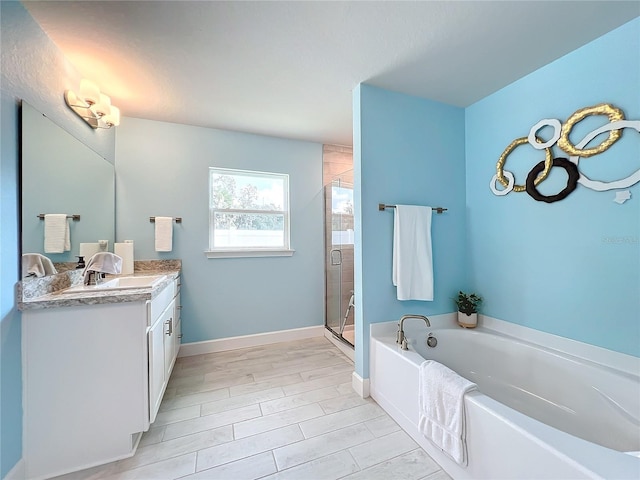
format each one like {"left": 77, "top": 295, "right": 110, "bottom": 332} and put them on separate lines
{"left": 94, "top": 94, "right": 112, "bottom": 117}
{"left": 79, "top": 79, "right": 100, "bottom": 105}
{"left": 103, "top": 105, "right": 120, "bottom": 127}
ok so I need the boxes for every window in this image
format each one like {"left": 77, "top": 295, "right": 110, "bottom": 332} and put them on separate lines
{"left": 207, "top": 167, "right": 293, "bottom": 258}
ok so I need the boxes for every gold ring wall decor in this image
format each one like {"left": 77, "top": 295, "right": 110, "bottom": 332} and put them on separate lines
{"left": 557, "top": 103, "right": 625, "bottom": 157}
{"left": 491, "top": 103, "right": 639, "bottom": 203}
{"left": 496, "top": 136, "right": 553, "bottom": 192}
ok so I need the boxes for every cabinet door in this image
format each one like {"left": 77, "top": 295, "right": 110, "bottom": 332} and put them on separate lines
{"left": 148, "top": 313, "right": 166, "bottom": 424}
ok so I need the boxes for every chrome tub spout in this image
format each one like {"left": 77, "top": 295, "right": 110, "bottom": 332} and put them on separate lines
{"left": 396, "top": 314, "right": 431, "bottom": 350}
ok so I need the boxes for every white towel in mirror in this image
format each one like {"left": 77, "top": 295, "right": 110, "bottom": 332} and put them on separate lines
{"left": 155, "top": 217, "right": 173, "bottom": 252}
{"left": 44, "top": 214, "right": 70, "bottom": 253}
{"left": 22, "top": 253, "right": 57, "bottom": 278}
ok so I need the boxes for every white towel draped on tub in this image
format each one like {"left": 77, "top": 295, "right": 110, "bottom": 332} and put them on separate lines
{"left": 392, "top": 205, "right": 433, "bottom": 301}
{"left": 155, "top": 217, "right": 174, "bottom": 252}
{"left": 418, "top": 360, "right": 477, "bottom": 466}
{"left": 44, "top": 214, "right": 70, "bottom": 253}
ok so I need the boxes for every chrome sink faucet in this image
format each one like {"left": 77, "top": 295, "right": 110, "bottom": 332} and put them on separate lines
{"left": 396, "top": 314, "right": 431, "bottom": 350}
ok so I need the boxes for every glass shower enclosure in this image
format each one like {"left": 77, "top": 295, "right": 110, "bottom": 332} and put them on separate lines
{"left": 324, "top": 173, "right": 355, "bottom": 347}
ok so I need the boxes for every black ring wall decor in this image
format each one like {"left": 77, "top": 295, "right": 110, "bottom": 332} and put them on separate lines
{"left": 525, "top": 158, "right": 580, "bottom": 203}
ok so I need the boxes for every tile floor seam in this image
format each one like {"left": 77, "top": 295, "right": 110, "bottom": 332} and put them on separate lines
{"left": 233, "top": 403, "right": 325, "bottom": 437}
{"left": 348, "top": 434, "right": 420, "bottom": 472}
{"left": 193, "top": 424, "right": 304, "bottom": 474}
{"left": 298, "top": 405, "right": 387, "bottom": 439}
{"left": 270, "top": 423, "right": 375, "bottom": 472}
{"left": 264, "top": 448, "right": 363, "bottom": 479}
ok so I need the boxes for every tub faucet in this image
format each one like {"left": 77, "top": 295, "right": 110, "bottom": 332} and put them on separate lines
{"left": 397, "top": 314, "right": 430, "bottom": 350}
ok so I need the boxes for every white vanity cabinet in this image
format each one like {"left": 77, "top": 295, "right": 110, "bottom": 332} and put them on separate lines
{"left": 22, "top": 276, "right": 181, "bottom": 480}
{"left": 148, "top": 276, "right": 181, "bottom": 423}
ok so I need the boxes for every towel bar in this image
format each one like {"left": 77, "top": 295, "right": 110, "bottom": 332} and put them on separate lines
{"left": 149, "top": 217, "right": 182, "bottom": 223}
{"left": 378, "top": 204, "right": 447, "bottom": 214}
{"left": 38, "top": 214, "right": 80, "bottom": 221}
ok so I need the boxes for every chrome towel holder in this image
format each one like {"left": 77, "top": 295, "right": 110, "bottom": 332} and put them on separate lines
{"left": 378, "top": 203, "right": 447, "bottom": 214}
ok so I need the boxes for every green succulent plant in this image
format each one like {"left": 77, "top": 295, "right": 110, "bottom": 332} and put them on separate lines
{"left": 454, "top": 291, "right": 482, "bottom": 315}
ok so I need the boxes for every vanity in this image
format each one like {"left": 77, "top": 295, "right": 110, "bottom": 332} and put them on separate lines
{"left": 18, "top": 261, "right": 181, "bottom": 480}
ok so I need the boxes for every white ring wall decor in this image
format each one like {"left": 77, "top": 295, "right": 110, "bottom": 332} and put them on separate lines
{"left": 490, "top": 171, "right": 515, "bottom": 196}
{"left": 568, "top": 120, "right": 640, "bottom": 192}
{"left": 528, "top": 119, "right": 562, "bottom": 150}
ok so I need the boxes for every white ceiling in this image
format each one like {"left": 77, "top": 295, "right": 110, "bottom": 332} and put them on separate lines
{"left": 23, "top": 1, "right": 640, "bottom": 146}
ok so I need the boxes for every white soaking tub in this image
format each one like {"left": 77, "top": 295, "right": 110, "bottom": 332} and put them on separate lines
{"left": 369, "top": 317, "right": 640, "bottom": 479}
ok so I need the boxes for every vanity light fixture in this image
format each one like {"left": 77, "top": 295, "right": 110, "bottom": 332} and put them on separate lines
{"left": 64, "top": 79, "right": 120, "bottom": 129}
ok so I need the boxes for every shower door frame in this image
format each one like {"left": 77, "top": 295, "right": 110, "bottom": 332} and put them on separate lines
{"left": 324, "top": 176, "right": 355, "bottom": 347}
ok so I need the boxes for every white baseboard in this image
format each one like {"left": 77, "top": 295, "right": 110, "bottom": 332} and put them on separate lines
{"left": 5, "top": 458, "right": 24, "bottom": 480}
{"left": 352, "top": 371, "right": 370, "bottom": 398}
{"left": 178, "top": 325, "right": 325, "bottom": 357}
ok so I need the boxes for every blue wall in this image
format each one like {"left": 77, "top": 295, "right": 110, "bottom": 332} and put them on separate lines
{"left": 466, "top": 18, "right": 640, "bottom": 356}
{"left": 353, "top": 84, "right": 467, "bottom": 377}
{"left": 115, "top": 117, "right": 324, "bottom": 343}
{"left": 0, "top": 3, "right": 115, "bottom": 476}
{"left": 354, "top": 18, "right": 640, "bottom": 380}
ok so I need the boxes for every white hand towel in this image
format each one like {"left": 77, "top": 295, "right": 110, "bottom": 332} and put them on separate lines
{"left": 82, "top": 252, "right": 123, "bottom": 284}
{"left": 155, "top": 217, "right": 173, "bottom": 252}
{"left": 22, "top": 253, "right": 57, "bottom": 278}
{"left": 392, "top": 205, "right": 433, "bottom": 301}
{"left": 44, "top": 214, "right": 70, "bottom": 253}
{"left": 418, "top": 360, "right": 477, "bottom": 466}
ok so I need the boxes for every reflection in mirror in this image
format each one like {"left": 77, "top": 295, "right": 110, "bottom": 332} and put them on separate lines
{"left": 21, "top": 101, "right": 115, "bottom": 273}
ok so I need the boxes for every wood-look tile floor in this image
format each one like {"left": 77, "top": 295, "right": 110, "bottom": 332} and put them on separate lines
{"left": 54, "top": 336, "right": 450, "bottom": 480}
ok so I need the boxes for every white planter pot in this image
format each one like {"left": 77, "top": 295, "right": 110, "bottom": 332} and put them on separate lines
{"left": 457, "top": 312, "right": 478, "bottom": 328}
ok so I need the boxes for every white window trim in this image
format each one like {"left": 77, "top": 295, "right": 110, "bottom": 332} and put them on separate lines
{"left": 208, "top": 167, "right": 292, "bottom": 257}
{"left": 204, "top": 248, "right": 295, "bottom": 259}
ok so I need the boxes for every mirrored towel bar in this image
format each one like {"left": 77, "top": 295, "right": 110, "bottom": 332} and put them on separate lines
{"left": 378, "top": 203, "right": 447, "bottom": 214}
{"left": 149, "top": 216, "right": 182, "bottom": 223}
{"left": 38, "top": 214, "right": 80, "bottom": 221}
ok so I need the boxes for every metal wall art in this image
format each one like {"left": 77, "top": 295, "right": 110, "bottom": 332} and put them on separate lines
{"left": 490, "top": 103, "right": 640, "bottom": 203}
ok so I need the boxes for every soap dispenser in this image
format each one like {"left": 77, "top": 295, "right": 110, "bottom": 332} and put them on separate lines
{"left": 75, "top": 255, "right": 85, "bottom": 269}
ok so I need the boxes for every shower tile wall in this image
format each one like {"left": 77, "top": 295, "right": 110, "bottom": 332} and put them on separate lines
{"left": 323, "top": 145, "right": 354, "bottom": 338}
{"left": 323, "top": 145, "right": 353, "bottom": 187}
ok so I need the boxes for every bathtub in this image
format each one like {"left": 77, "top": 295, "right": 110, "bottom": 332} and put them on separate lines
{"left": 369, "top": 317, "right": 640, "bottom": 479}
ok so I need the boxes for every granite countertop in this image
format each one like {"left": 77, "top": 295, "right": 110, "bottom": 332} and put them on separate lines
{"left": 18, "top": 260, "right": 181, "bottom": 311}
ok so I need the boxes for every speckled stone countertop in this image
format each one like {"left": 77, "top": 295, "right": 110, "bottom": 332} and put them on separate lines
{"left": 18, "top": 260, "right": 181, "bottom": 311}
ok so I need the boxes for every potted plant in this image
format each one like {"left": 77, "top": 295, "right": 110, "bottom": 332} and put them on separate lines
{"left": 454, "top": 291, "right": 482, "bottom": 328}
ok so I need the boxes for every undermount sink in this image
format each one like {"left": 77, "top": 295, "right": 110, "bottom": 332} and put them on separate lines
{"left": 65, "top": 275, "right": 167, "bottom": 293}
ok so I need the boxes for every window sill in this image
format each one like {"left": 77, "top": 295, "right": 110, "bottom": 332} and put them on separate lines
{"left": 205, "top": 249, "right": 296, "bottom": 259}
